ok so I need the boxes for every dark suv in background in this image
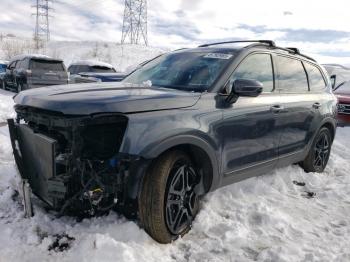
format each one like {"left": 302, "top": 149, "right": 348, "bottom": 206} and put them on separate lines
{"left": 8, "top": 40, "right": 337, "bottom": 243}
{"left": 3, "top": 54, "right": 68, "bottom": 92}
{"left": 68, "top": 60, "right": 125, "bottom": 83}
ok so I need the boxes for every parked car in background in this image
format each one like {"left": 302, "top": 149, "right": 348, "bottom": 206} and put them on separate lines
{"left": 323, "top": 64, "right": 350, "bottom": 89}
{"left": 2, "top": 54, "right": 68, "bottom": 93}
{"left": 333, "top": 81, "right": 350, "bottom": 126}
{"left": 8, "top": 40, "right": 337, "bottom": 243}
{"left": 0, "top": 60, "right": 9, "bottom": 89}
{"left": 68, "top": 60, "right": 126, "bottom": 83}
{"left": 323, "top": 64, "right": 350, "bottom": 126}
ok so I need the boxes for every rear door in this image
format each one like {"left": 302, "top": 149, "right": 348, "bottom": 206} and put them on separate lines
{"left": 29, "top": 59, "right": 68, "bottom": 87}
{"left": 274, "top": 55, "right": 322, "bottom": 165}
{"left": 221, "top": 53, "right": 282, "bottom": 183}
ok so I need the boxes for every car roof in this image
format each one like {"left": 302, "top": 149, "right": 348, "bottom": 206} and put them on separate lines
{"left": 177, "top": 41, "right": 317, "bottom": 64}
{"left": 10, "top": 54, "right": 63, "bottom": 62}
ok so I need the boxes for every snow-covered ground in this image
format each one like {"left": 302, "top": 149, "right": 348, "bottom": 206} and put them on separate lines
{"left": 0, "top": 90, "right": 349, "bottom": 262}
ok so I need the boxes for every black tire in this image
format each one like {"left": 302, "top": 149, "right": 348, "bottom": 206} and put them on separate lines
{"left": 300, "top": 127, "right": 332, "bottom": 173}
{"left": 138, "top": 150, "right": 200, "bottom": 243}
{"left": 1, "top": 81, "right": 5, "bottom": 90}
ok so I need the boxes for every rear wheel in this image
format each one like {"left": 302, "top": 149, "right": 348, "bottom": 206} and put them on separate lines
{"left": 1, "top": 81, "right": 5, "bottom": 90}
{"left": 300, "top": 127, "right": 332, "bottom": 173}
{"left": 138, "top": 150, "right": 200, "bottom": 243}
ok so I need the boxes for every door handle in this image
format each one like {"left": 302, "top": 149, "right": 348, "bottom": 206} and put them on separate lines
{"left": 270, "top": 105, "right": 284, "bottom": 113}
{"left": 312, "top": 102, "right": 321, "bottom": 109}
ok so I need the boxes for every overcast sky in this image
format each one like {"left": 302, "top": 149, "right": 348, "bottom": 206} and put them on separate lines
{"left": 1, "top": 0, "right": 350, "bottom": 63}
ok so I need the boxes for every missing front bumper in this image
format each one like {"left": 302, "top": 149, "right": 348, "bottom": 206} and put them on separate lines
{"left": 8, "top": 119, "right": 57, "bottom": 205}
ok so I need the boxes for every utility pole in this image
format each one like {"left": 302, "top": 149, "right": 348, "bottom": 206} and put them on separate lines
{"left": 121, "top": 0, "right": 148, "bottom": 46}
{"left": 32, "top": 0, "right": 53, "bottom": 49}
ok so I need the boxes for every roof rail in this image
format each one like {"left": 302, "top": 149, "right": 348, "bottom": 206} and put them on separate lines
{"left": 284, "top": 47, "right": 316, "bottom": 62}
{"left": 286, "top": 47, "right": 300, "bottom": 54}
{"left": 198, "top": 40, "right": 276, "bottom": 48}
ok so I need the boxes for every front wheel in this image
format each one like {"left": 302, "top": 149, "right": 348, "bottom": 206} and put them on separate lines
{"left": 138, "top": 150, "right": 200, "bottom": 243}
{"left": 300, "top": 127, "right": 332, "bottom": 173}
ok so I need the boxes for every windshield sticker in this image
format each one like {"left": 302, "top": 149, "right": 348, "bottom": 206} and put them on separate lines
{"left": 203, "top": 53, "right": 233, "bottom": 59}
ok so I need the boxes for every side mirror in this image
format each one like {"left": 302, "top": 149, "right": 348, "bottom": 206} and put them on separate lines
{"left": 330, "top": 75, "right": 336, "bottom": 89}
{"left": 225, "top": 79, "right": 263, "bottom": 104}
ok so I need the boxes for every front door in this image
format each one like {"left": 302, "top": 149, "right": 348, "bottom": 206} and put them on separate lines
{"left": 220, "top": 53, "right": 281, "bottom": 184}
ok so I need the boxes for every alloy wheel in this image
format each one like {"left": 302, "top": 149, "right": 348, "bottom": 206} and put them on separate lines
{"left": 165, "top": 162, "right": 199, "bottom": 235}
{"left": 313, "top": 132, "right": 330, "bottom": 171}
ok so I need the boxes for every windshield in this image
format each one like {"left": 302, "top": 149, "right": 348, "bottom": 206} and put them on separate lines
{"left": 335, "top": 81, "right": 350, "bottom": 94}
{"left": 0, "top": 64, "right": 7, "bottom": 73}
{"left": 123, "top": 51, "right": 234, "bottom": 91}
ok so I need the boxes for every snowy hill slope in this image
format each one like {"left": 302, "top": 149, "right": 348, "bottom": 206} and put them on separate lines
{"left": 0, "top": 39, "right": 165, "bottom": 72}
{"left": 0, "top": 89, "right": 349, "bottom": 261}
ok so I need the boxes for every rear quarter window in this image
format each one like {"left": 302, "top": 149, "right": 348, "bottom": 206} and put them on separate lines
{"left": 304, "top": 63, "right": 326, "bottom": 92}
{"left": 276, "top": 56, "right": 308, "bottom": 93}
{"left": 30, "top": 59, "right": 65, "bottom": 71}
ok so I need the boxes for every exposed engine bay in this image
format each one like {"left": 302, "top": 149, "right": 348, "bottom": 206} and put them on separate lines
{"left": 8, "top": 105, "right": 141, "bottom": 217}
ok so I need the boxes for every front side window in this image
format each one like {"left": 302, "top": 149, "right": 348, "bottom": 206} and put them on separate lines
{"left": 276, "top": 56, "right": 308, "bottom": 93}
{"left": 124, "top": 51, "right": 234, "bottom": 92}
{"left": 230, "top": 53, "right": 274, "bottom": 92}
{"left": 304, "top": 63, "right": 326, "bottom": 92}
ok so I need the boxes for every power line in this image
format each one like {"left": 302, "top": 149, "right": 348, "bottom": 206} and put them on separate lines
{"left": 121, "top": 0, "right": 148, "bottom": 46}
{"left": 32, "top": 0, "right": 54, "bottom": 49}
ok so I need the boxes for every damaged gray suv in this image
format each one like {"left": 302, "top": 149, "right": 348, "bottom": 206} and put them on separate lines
{"left": 8, "top": 40, "right": 337, "bottom": 243}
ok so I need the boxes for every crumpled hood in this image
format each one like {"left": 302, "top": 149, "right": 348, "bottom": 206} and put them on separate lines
{"left": 14, "top": 82, "right": 201, "bottom": 115}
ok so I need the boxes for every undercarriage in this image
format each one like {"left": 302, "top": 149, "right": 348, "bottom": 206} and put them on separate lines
{"left": 8, "top": 105, "right": 141, "bottom": 217}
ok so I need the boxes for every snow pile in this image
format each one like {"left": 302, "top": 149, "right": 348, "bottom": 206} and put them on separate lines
{"left": 0, "top": 90, "right": 350, "bottom": 261}
{"left": 0, "top": 90, "right": 15, "bottom": 123}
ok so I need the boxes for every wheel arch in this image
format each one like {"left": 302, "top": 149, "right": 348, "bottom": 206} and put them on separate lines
{"left": 126, "top": 135, "right": 221, "bottom": 201}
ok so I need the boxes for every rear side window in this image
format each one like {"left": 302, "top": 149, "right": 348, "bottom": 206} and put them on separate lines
{"left": 304, "top": 63, "right": 326, "bottom": 92}
{"left": 30, "top": 59, "right": 64, "bottom": 71}
{"left": 276, "top": 56, "right": 308, "bottom": 93}
{"left": 231, "top": 53, "right": 274, "bottom": 92}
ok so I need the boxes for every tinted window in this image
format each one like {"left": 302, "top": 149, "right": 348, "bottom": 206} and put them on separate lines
{"left": 91, "top": 66, "right": 116, "bottom": 73}
{"left": 124, "top": 52, "right": 234, "bottom": 92}
{"left": 16, "top": 59, "right": 25, "bottom": 69}
{"left": 231, "top": 53, "right": 274, "bottom": 92}
{"left": 304, "top": 63, "right": 326, "bottom": 91}
{"left": 276, "top": 56, "right": 308, "bottom": 93}
{"left": 30, "top": 59, "right": 64, "bottom": 71}
{"left": 69, "top": 65, "right": 89, "bottom": 74}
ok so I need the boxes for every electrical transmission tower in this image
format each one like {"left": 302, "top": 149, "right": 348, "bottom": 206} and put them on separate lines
{"left": 32, "top": 0, "right": 53, "bottom": 49}
{"left": 121, "top": 0, "right": 148, "bottom": 46}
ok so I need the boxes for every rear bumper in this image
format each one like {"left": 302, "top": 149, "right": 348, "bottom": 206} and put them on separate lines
{"left": 8, "top": 119, "right": 57, "bottom": 205}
